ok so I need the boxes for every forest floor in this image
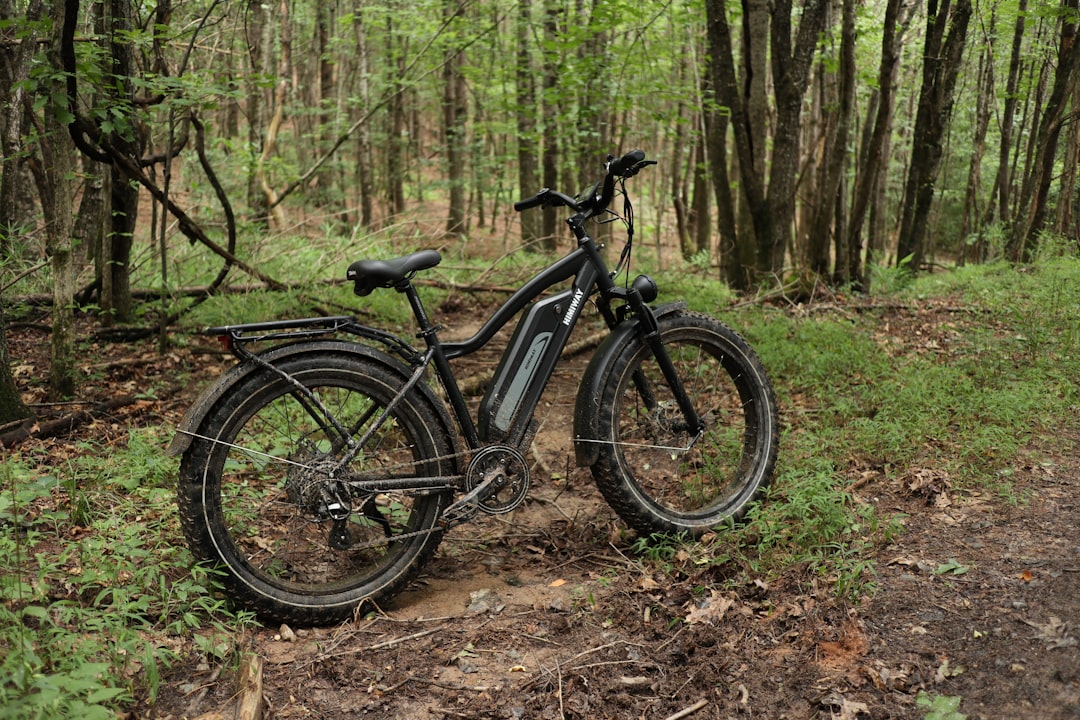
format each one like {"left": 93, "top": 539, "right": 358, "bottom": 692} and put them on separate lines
{"left": 6, "top": 293, "right": 1078, "bottom": 720}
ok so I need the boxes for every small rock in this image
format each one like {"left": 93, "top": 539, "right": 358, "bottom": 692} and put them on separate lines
{"left": 278, "top": 624, "right": 296, "bottom": 642}
{"left": 467, "top": 588, "right": 503, "bottom": 614}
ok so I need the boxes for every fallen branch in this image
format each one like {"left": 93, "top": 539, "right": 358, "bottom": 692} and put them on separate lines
{"left": 662, "top": 699, "right": 708, "bottom": 720}
{"left": 0, "top": 396, "right": 135, "bottom": 448}
{"left": 235, "top": 652, "right": 265, "bottom": 720}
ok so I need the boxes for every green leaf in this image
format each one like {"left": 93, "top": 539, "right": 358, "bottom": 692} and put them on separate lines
{"left": 916, "top": 691, "right": 967, "bottom": 720}
{"left": 934, "top": 558, "right": 970, "bottom": 576}
{"left": 85, "top": 686, "right": 127, "bottom": 703}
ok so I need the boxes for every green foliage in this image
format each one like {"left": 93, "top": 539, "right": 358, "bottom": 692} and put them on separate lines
{"left": 627, "top": 256, "right": 1079, "bottom": 605}
{"left": 916, "top": 691, "right": 968, "bottom": 720}
{"left": 0, "top": 430, "right": 256, "bottom": 720}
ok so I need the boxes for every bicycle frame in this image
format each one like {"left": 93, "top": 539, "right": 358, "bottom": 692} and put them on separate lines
{"left": 184, "top": 203, "right": 703, "bottom": 499}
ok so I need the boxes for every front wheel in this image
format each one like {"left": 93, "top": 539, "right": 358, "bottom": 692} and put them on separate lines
{"left": 591, "top": 311, "right": 778, "bottom": 537}
{"left": 177, "top": 352, "right": 456, "bottom": 626}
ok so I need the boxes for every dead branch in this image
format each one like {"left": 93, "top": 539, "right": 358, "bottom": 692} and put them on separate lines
{"left": 662, "top": 699, "right": 708, "bottom": 720}
{"left": 235, "top": 652, "right": 265, "bottom": 720}
{"left": 0, "top": 395, "right": 135, "bottom": 448}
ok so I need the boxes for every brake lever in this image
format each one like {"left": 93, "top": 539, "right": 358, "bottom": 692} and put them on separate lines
{"left": 624, "top": 159, "right": 658, "bottom": 178}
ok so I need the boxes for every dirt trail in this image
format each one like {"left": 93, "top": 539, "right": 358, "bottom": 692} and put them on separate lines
{"left": 154, "top": 333, "right": 1078, "bottom": 720}
{"left": 10, "top": 305, "right": 1075, "bottom": 719}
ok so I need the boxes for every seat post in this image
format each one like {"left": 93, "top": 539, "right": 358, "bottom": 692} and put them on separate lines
{"left": 397, "top": 278, "right": 480, "bottom": 446}
{"left": 397, "top": 280, "right": 440, "bottom": 343}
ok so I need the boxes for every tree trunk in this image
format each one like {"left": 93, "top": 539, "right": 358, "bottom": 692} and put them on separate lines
{"left": 895, "top": 0, "right": 973, "bottom": 273}
{"left": 539, "top": 5, "right": 560, "bottom": 250}
{"left": 246, "top": 0, "right": 270, "bottom": 227}
{"left": 701, "top": 9, "right": 741, "bottom": 288}
{"left": 765, "top": 0, "right": 829, "bottom": 275}
{"left": 672, "top": 101, "right": 692, "bottom": 260}
{"left": 92, "top": 0, "right": 145, "bottom": 326}
{"left": 387, "top": 12, "right": 407, "bottom": 220}
{"left": 993, "top": 0, "right": 1027, "bottom": 228}
{"left": 704, "top": 0, "right": 764, "bottom": 288}
{"left": 852, "top": 0, "right": 916, "bottom": 285}
{"left": 1, "top": 0, "right": 41, "bottom": 261}
{"left": 960, "top": 43, "right": 994, "bottom": 264}
{"left": 33, "top": 1, "right": 78, "bottom": 398}
{"left": 0, "top": 299, "right": 27, "bottom": 424}
{"left": 1008, "top": 0, "right": 1080, "bottom": 262}
{"left": 690, "top": 134, "right": 711, "bottom": 258}
{"left": 516, "top": 0, "right": 541, "bottom": 247}
{"left": 0, "top": 0, "right": 41, "bottom": 423}
{"left": 443, "top": 0, "right": 468, "bottom": 237}
{"left": 807, "top": 0, "right": 855, "bottom": 282}
{"left": 352, "top": 11, "right": 374, "bottom": 230}
{"left": 1055, "top": 66, "right": 1080, "bottom": 236}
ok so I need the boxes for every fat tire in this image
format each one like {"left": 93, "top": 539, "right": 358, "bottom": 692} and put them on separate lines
{"left": 178, "top": 352, "right": 454, "bottom": 626}
{"left": 591, "top": 311, "right": 778, "bottom": 537}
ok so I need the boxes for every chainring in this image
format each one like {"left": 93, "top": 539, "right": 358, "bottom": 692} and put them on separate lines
{"left": 465, "top": 445, "right": 530, "bottom": 514}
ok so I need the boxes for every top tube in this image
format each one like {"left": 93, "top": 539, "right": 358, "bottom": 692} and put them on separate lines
{"left": 441, "top": 247, "right": 591, "bottom": 360}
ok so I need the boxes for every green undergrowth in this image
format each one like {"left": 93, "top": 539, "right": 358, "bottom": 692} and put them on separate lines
{"left": 3, "top": 247, "right": 1077, "bottom": 718}
{"left": 0, "top": 428, "right": 256, "bottom": 720}
{"left": 637, "top": 256, "right": 1079, "bottom": 603}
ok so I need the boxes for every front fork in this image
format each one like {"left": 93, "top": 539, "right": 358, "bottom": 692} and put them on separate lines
{"left": 590, "top": 283, "right": 704, "bottom": 440}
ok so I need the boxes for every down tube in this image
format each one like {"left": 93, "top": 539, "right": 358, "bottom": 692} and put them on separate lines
{"left": 477, "top": 263, "right": 600, "bottom": 446}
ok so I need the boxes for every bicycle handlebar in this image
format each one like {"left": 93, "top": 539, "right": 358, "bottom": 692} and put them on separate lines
{"left": 514, "top": 149, "right": 655, "bottom": 215}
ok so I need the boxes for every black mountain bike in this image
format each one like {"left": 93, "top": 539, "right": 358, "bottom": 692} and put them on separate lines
{"left": 168, "top": 150, "right": 779, "bottom": 626}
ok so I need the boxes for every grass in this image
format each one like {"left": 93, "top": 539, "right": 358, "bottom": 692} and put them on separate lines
{"left": 0, "top": 429, "right": 256, "bottom": 720}
{"left": 3, "top": 238, "right": 1077, "bottom": 717}
{"left": 638, "top": 256, "right": 1080, "bottom": 601}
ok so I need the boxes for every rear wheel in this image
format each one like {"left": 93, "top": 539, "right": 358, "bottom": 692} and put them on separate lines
{"left": 178, "top": 352, "right": 454, "bottom": 626}
{"left": 591, "top": 311, "right": 778, "bottom": 537}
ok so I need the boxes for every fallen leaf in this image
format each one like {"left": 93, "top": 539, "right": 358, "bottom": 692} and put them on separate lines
{"left": 935, "top": 657, "right": 965, "bottom": 682}
{"left": 933, "top": 558, "right": 969, "bottom": 576}
{"left": 684, "top": 589, "right": 734, "bottom": 625}
{"left": 548, "top": 578, "right": 566, "bottom": 587}
{"left": 1026, "top": 616, "right": 1077, "bottom": 649}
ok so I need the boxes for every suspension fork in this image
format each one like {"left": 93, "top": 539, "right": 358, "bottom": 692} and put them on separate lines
{"left": 587, "top": 249, "right": 703, "bottom": 436}
{"left": 571, "top": 211, "right": 704, "bottom": 436}
{"left": 633, "top": 299, "right": 704, "bottom": 436}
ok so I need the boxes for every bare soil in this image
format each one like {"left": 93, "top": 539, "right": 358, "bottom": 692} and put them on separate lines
{"left": 6, "top": 296, "right": 1077, "bottom": 720}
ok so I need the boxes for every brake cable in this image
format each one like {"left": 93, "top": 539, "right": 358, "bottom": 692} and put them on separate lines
{"left": 602, "top": 177, "right": 635, "bottom": 283}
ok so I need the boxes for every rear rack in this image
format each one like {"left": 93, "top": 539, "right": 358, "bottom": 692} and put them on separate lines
{"left": 203, "top": 316, "right": 421, "bottom": 364}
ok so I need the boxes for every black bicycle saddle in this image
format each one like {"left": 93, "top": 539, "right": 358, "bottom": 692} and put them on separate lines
{"left": 347, "top": 249, "right": 442, "bottom": 296}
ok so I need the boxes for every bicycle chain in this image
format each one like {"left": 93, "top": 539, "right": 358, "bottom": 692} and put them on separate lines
{"left": 318, "top": 469, "right": 501, "bottom": 553}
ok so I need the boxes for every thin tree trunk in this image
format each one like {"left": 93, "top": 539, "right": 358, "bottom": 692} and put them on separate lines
{"left": 32, "top": 1, "right": 78, "bottom": 398}
{"left": 1, "top": 0, "right": 41, "bottom": 260}
{"left": 539, "top": 5, "right": 559, "bottom": 250}
{"left": 255, "top": 0, "right": 290, "bottom": 229}
{"left": 352, "top": 11, "right": 374, "bottom": 230}
{"left": 704, "top": 0, "right": 765, "bottom": 288}
{"left": 1055, "top": 66, "right": 1080, "bottom": 236}
{"left": 1008, "top": 0, "right": 1080, "bottom": 261}
{"left": 443, "top": 0, "right": 467, "bottom": 237}
{"left": 765, "top": 0, "right": 829, "bottom": 275}
{"left": 701, "top": 7, "right": 741, "bottom": 287}
{"left": 0, "top": 0, "right": 42, "bottom": 423}
{"left": 994, "top": 0, "right": 1027, "bottom": 228}
{"left": 960, "top": 43, "right": 994, "bottom": 264}
{"left": 808, "top": 0, "right": 855, "bottom": 282}
{"left": 246, "top": 0, "right": 270, "bottom": 227}
{"left": 516, "top": 0, "right": 540, "bottom": 247}
{"left": 98, "top": 0, "right": 145, "bottom": 325}
{"left": 895, "top": 0, "right": 973, "bottom": 272}
{"left": 387, "top": 12, "right": 407, "bottom": 220}
{"left": 690, "top": 134, "right": 711, "bottom": 258}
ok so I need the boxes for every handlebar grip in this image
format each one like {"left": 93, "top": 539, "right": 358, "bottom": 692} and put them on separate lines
{"left": 514, "top": 188, "right": 550, "bottom": 212}
{"left": 608, "top": 149, "right": 646, "bottom": 177}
